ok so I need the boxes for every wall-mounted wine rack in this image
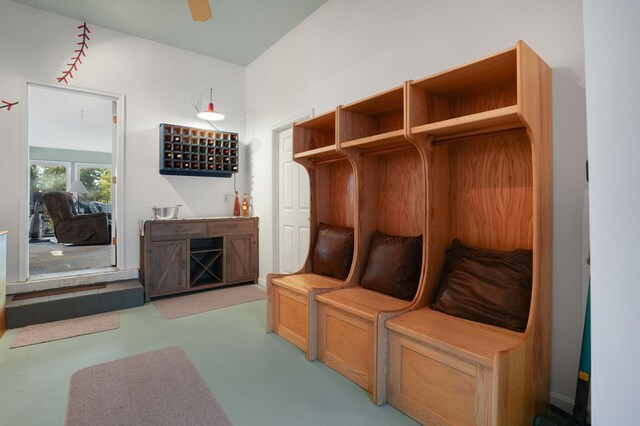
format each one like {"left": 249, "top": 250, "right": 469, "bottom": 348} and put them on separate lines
{"left": 159, "top": 123, "right": 239, "bottom": 178}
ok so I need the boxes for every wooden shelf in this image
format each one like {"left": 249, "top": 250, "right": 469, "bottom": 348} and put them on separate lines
{"left": 411, "top": 105, "right": 521, "bottom": 139}
{"left": 293, "top": 145, "right": 342, "bottom": 161}
{"left": 338, "top": 86, "right": 405, "bottom": 149}
{"left": 293, "top": 110, "right": 337, "bottom": 157}
{"left": 341, "top": 129, "right": 409, "bottom": 152}
{"left": 190, "top": 248, "right": 224, "bottom": 254}
{"left": 408, "top": 47, "right": 518, "bottom": 136}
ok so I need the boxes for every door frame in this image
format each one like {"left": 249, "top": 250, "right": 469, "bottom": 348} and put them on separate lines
{"left": 18, "top": 79, "right": 126, "bottom": 282}
{"left": 270, "top": 109, "right": 313, "bottom": 277}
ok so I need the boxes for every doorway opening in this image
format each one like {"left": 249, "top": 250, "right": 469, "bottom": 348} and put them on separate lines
{"left": 26, "top": 84, "right": 118, "bottom": 279}
{"left": 271, "top": 111, "right": 312, "bottom": 276}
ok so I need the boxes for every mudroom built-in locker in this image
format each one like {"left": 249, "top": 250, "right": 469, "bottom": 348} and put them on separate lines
{"left": 267, "top": 40, "right": 551, "bottom": 425}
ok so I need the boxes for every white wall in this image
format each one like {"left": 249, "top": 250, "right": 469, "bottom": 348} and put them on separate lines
{"left": 584, "top": 1, "right": 640, "bottom": 422}
{"left": 29, "top": 85, "right": 113, "bottom": 153}
{"left": 0, "top": 1, "right": 247, "bottom": 281}
{"left": 246, "top": 0, "right": 588, "bottom": 409}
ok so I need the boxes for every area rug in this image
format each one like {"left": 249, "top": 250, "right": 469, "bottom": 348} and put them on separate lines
{"left": 153, "top": 284, "right": 265, "bottom": 320}
{"left": 10, "top": 312, "right": 119, "bottom": 348}
{"left": 66, "top": 346, "right": 231, "bottom": 426}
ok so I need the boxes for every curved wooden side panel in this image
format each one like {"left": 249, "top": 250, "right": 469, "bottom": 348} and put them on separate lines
{"left": 494, "top": 339, "right": 529, "bottom": 425}
{"left": 518, "top": 39, "right": 553, "bottom": 415}
{"left": 265, "top": 272, "right": 288, "bottom": 332}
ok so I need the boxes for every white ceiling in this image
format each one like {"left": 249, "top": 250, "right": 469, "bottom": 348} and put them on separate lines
{"left": 29, "top": 85, "right": 113, "bottom": 153}
{"left": 9, "top": 0, "right": 329, "bottom": 65}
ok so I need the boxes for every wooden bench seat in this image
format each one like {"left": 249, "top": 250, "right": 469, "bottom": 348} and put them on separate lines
{"left": 315, "top": 286, "right": 411, "bottom": 321}
{"left": 271, "top": 273, "right": 343, "bottom": 294}
{"left": 386, "top": 307, "right": 522, "bottom": 366}
{"left": 267, "top": 273, "right": 344, "bottom": 359}
{"left": 316, "top": 286, "right": 412, "bottom": 403}
{"left": 386, "top": 308, "right": 528, "bottom": 425}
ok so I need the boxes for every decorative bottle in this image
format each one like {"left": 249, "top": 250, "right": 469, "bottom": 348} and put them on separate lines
{"left": 233, "top": 191, "right": 241, "bottom": 216}
{"left": 241, "top": 193, "right": 249, "bottom": 217}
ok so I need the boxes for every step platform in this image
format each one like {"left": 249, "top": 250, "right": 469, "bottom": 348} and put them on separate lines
{"left": 5, "top": 280, "right": 143, "bottom": 328}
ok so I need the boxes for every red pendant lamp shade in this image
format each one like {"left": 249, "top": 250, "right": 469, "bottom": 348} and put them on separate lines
{"left": 197, "top": 88, "right": 224, "bottom": 121}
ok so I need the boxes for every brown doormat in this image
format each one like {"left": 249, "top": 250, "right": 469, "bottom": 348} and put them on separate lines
{"left": 10, "top": 312, "right": 119, "bottom": 348}
{"left": 153, "top": 284, "right": 265, "bottom": 320}
{"left": 66, "top": 346, "right": 231, "bottom": 426}
{"left": 12, "top": 283, "right": 107, "bottom": 301}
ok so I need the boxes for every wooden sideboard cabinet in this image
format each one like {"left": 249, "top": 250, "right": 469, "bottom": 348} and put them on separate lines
{"left": 140, "top": 217, "right": 258, "bottom": 302}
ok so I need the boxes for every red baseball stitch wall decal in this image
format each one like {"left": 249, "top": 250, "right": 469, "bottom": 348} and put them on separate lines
{"left": 57, "top": 22, "right": 91, "bottom": 84}
{"left": 1, "top": 101, "right": 18, "bottom": 111}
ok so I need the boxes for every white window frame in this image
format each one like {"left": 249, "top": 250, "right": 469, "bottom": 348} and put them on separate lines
{"left": 29, "top": 159, "right": 73, "bottom": 192}
{"left": 74, "top": 162, "right": 111, "bottom": 184}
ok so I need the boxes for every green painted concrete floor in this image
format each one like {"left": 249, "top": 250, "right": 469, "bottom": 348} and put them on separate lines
{"left": 0, "top": 297, "right": 417, "bottom": 425}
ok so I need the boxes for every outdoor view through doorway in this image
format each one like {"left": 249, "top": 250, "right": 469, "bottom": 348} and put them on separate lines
{"left": 27, "top": 85, "right": 116, "bottom": 278}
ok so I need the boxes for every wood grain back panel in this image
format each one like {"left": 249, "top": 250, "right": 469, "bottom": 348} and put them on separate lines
{"left": 338, "top": 109, "right": 378, "bottom": 143}
{"left": 315, "top": 159, "right": 355, "bottom": 228}
{"left": 377, "top": 109, "right": 404, "bottom": 134}
{"left": 448, "top": 131, "right": 533, "bottom": 251}
{"left": 376, "top": 149, "right": 425, "bottom": 237}
{"left": 448, "top": 85, "right": 517, "bottom": 121}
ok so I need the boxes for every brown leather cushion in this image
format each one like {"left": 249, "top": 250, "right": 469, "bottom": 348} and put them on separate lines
{"left": 432, "top": 239, "right": 533, "bottom": 332}
{"left": 313, "top": 223, "right": 354, "bottom": 280}
{"left": 360, "top": 232, "right": 423, "bottom": 300}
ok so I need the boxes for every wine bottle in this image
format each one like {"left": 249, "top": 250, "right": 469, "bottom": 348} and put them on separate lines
{"left": 233, "top": 191, "right": 241, "bottom": 216}
{"left": 241, "top": 193, "right": 249, "bottom": 217}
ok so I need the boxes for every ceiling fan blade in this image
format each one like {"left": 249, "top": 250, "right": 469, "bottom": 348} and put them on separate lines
{"left": 187, "top": 0, "right": 212, "bottom": 21}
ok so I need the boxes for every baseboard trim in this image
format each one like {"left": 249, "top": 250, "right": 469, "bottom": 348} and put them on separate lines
{"left": 258, "top": 277, "right": 266, "bottom": 287}
{"left": 7, "top": 269, "right": 139, "bottom": 294}
{"left": 550, "top": 391, "right": 574, "bottom": 413}
{"left": 549, "top": 391, "right": 591, "bottom": 418}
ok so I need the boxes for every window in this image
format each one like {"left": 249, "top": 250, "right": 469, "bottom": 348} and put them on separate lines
{"left": 29, "top": 160, "right": 71, "bottom": 201}
{"left": 75, "top": 163, "right": 111, "bottom": 204}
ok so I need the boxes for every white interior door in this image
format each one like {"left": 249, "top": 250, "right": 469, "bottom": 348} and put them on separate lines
{"left": 278, "top": 128, "right": 310, "bottom": 274}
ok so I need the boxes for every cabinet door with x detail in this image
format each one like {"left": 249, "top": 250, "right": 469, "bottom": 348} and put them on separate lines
{"left": 226, "top": 234, "right": 257, "bottom": 284}
{"left": 148, "top": 240, "right": 188, "bottom": 295}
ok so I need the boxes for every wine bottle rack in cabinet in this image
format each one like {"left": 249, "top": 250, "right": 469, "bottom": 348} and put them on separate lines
{"left": 189, "top": 237, "right": 224, "bottom": 287}
{"left": 159, "top": 123, "right": 239, "bottom": 178}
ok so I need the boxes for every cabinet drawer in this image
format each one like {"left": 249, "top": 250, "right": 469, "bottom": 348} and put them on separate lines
{"left": 208, "top": 219, "right": 255, "bottom": 236}
{"left": 149, "top": 222, "right": 207, "bottom": 241}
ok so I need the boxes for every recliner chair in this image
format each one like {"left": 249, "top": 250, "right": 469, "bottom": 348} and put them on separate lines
{"left": 42, "top": 191, "right": 111, "bottom": 245}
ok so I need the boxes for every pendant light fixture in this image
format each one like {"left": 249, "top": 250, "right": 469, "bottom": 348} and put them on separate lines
{"left": 197, "top": 88, "right": 225, "bottom": 121}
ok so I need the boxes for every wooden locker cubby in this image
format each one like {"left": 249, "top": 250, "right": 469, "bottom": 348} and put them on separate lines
{"left": 316, "top": 86, "right": 428, "bottom": 401}
{"left": 387, "top": 40, "right": 551, "bottom": 425}
{"left": 267, "top": 109, "right": 357, "bottom": 360}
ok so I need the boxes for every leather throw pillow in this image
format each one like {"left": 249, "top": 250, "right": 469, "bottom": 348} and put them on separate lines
{"left": 312, "top": 223, "right": 354, "bottom": 280}
{"left": 432, "top": 239, "right": 533, "bottom": 332}
{"left": 360, "top": 232, "right": 423, "bottom": 301}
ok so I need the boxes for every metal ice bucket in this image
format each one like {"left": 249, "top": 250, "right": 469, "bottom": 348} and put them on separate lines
{"left": 152, "top": 204, "right": 182, "bottom": 220}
